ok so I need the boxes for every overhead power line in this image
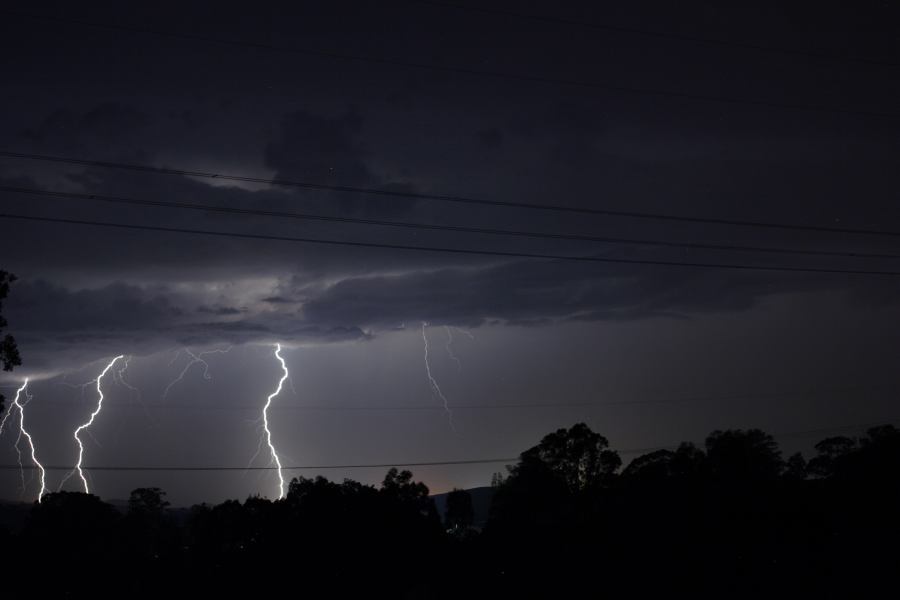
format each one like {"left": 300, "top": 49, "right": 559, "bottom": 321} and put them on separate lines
{"left": 47, "top": 386, "right": 900, "bottom": 412}
{"left": 3, "top": 150, "right": 900, "bottom": 238}
{"left": 4, "top": 211, "right": 900, "bottom": 276}
{"left": 404, "top": 0, "right": 900, "bottom": 69}
{"left": 24, "top": 393, "right": 783, "bottom": 412}
{"left": 3, "top": 418, "right": 896, "bottom": 472}
{"left": 34, "top": 383, "right": 898, "bottom": 412}
{"left": 2, "top": 10, "right": 898, "bottom": 120}
{"left": 7, "top": 184, "right": 900, "bottom": 261}
{"left": 0, "top": 458, "right": 518, "bottom": 472}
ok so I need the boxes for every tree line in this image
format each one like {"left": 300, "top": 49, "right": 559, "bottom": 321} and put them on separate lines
{"left": 2, "top": 421, "right": 899, "bottom": 598}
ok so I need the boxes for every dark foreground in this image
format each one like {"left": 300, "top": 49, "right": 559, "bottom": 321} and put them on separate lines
{"left": 2, "top": 422, "right": 899, "bottom": 598}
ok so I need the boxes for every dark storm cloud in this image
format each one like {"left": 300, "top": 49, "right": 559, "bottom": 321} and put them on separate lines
{"left": 263, "top": 108, "right": 421, "bottom": 217}
{"left": 300, "top": 258, "right": 848, "bottom": 328}
{"left": 265, "top": 109, "right": 369, "bottom": 184}
{"left": 261, "top": 296, "right": 297, "bottom": 305}
{"left": 475, "top": 128, "right": 503, "bottom": 149}
{"left": 195, "top": 305, "right": 245, "bottom": 316}
{"left": 2, "top": 0, "right": 900, "bottom": 363}
{"left": 2, "top": 275, "right": 372, "bottom": 372}
{"left": 8, "top": 279, "right": 183, "bottom": 331}
{"left": 18, "top": 102, "right": 150, "bottom": 146}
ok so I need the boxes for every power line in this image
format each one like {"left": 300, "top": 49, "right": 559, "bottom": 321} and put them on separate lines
{"left": 24, "top": 399, "right": 707, "bottom": 412}
{"left": 3, "top": 419, "right": 896, "bottom": 472}
{"left": 8, "top": 184, "right": 900, "bottom": 261}
{"left": 4, "top": 211, "right": 900, "bottom": 276}
{"left": 404, "top": 0, "right": 900, "bottom": 69}
{"left": 41, "top": 386, "right": 900, "bottom": 412}
{"left": 0, "top": 458, "right": 517, "bottom": 472}
{"left": 4, "top": 150, "right": 900, "bottom": 238}
{"left": 2, "top": 9, "right": 898, "bottom": 120}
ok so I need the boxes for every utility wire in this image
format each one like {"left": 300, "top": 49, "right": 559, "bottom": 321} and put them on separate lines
{"left": 3, "top": 418, "right": 896, "bottom": 472}
{"left": 0, "top": 458, "right": 518, "bottom": 472}
{"left": 7, "top": 184, "right": 900, "bottom": 261}
{"left": 2, "top": 9, "right": 898, "bottom": 120}
{"left": 39, "top": 387, "right": 900, "bottom": 412}
{"left": 3, "top": 150, "right": 900, "bottom": 238}
{"left": 4, "top": 211, "right": 900, "bottom": 276}
{"left": 403, "top": 0, "right": 900, "bottom": 69}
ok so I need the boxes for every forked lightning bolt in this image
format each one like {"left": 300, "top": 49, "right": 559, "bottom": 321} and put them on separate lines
{"left": 454, "top": 327, "right": 475, "bottom": 341}
{"left": 261, "top": 343, "right": 288, "bottom": 499}
{"left": 63, "top": 356, "right": 123, "bottom": 493}
{"left": 444, "top": 326, "right": 462, "bottom": 372}
{"left": 0, "top": 381, "right": 47, "bottom": 502}
{"left": 162, "top": 346, "right": 232, "bottom": 399}
{"left": 422, "top": 322, "right": 454, "bottom": 431}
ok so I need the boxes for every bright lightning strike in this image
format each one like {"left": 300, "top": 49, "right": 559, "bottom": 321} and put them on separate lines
{"left": 161, "top": 346, "right": 232, "bottom": 400}
{"left": 0, "top": 381, "right": 47, "bottom": 502}
{"left": 261, "top": 343, "right": 288, "bottom": 499}
{"left": 422, "top": 322, "right": 454, "bottom": 431}
{"left": 65, "top": 356, "right": 123, "bottom": 494}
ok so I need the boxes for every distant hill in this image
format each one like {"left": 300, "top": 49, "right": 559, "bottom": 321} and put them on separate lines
{"left": 430, "top": 486, "right": 494, "bottom": 527}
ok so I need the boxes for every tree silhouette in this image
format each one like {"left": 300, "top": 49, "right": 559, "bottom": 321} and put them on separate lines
{"left": 0, "top": 270, "right": 22, "bottom": 413}
{"left": 807, "top": 435, "right": 858, "bottom": 478}
{"left": 783, "top": 451, "right": 808, "bottom": 480}
{"left": 128, "top": 487, "right": 170, "bottom": 516}
{"left": 705, "top": 428, "right": 783, "bottom": 482}
{"left": 123, "top": 487, "right": 177, "bottom": 567}
{"left": 444, "top": 488, "right": 474, "bottom": 534}
{"left": 621, "top": 448, "right": 675, "bottom": 484}
{"left": 517, "top": 422, "right": 621, "bottom": 492}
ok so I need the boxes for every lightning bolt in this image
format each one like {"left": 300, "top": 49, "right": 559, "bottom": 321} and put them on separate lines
{"left": 444, "top": 325, "right": 462, "bottom": 372}
{"left": 61, "top": 355, "right": 123, "bottom": 494}
{"left": 260, "top": 343, "right": 288, "bottom": 499}
{"left": 422, "top": 322, "right": 454, "bottom": 431}
{"left": 454, "top": 327, "right": 475, "bottom": 341}
{"left": 161, "top": 346, "right": 232, "bottom": 400}
{"left": 112, "top": 354, "right": 151, "bottom": 418}
{"left": 0, "top": 381, "right": 47, "bottom": 502}
{"left": 0, "top": 398, "right": 25, "bottom": 490}
{"left": 0, "top": 389, "right": 16, "bottom": 435}
{"left": 114, "top": 355, "right": 140, "bottom": 397}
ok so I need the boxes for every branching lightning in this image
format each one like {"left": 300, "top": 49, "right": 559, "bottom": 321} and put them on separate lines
{"left": 422, "top": 322, "right": 454, "bottom": 431}
{"left": 444, "top": 325, "right": 462, "bottom": 372}
{"left": 0, "top": 398, "right": 26, "bottom": 489}
{"left": 161, "top": 346, "right": 232, "bottom": 400}
{"left": 114, "top": 355, "right": 140, "bottom": 397}
{"left": 0, "top": 381, "right": 47, "bottom": 502}
{"left": 454, "top": 327, "right": 475, "bottom": 341}
{"left": 260, "top": 343, "right": 289, "bottom": 499}
{"left": 63, "top": 356, "right": 123, "bottom": 494}
{"left": 112, "top": 354, "right": 153, "bottom": 419}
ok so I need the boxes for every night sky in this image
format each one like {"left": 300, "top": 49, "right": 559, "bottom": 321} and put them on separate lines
{"left": 2, "top": 0, "right": 900, "bottom": 505}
